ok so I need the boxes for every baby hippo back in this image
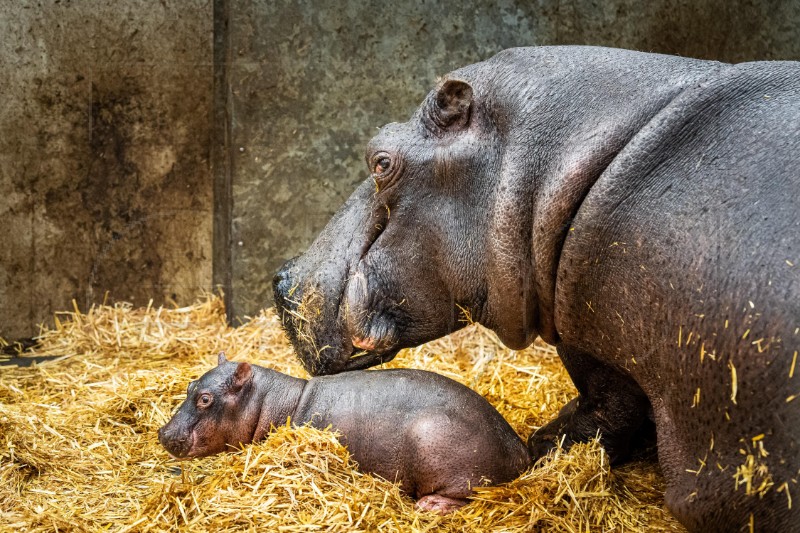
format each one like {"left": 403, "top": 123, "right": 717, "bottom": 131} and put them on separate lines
{"left": 294, "top": 368, "right": 531, "bottom": 501}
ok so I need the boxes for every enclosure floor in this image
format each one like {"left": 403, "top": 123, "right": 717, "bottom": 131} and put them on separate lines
{"left": 0, "top": 296, "right": 683, "bottom": 532}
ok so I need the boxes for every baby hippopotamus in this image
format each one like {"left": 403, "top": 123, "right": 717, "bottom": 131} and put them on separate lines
{"left": 158, "top": 353, "right": 531, "bottom": 513}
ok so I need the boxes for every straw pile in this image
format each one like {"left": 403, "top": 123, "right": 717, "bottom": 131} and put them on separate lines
{"left": 0, "top": 295, "right": 683, "bottom": 532}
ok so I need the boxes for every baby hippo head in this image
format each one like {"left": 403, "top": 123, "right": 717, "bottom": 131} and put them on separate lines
{"left": 158, "top": 353, "right": 258, "bottom": 459}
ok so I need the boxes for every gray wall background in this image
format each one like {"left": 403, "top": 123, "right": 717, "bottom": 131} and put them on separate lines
{"left": 2, "top": 0, "right": 799, "bottom": 338}
{"left": 1, "top": 0, "right": 213, "bottom": 339}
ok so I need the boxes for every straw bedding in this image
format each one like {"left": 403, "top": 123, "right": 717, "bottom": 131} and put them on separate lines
{"left": 0, "top": 295, "right": 683, "bottom": 532}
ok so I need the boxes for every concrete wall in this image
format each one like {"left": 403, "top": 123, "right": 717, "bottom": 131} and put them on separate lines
{"left": 223, "top": 0, "right": 800, "bottom": 320}
{"left": 2, "top": 0, "right": 799, "bottom": 337}
{"left": 1, "top": 1, "right": 213, "bottom": 338}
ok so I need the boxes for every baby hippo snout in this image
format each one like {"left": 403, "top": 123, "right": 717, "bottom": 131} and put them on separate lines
{"left": 158, "top": 417, "right": 193, "bottom": 458}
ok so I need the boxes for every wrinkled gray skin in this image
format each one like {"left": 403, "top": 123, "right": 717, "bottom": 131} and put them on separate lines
{"left": 158, "top": 353, "right": 531, "bottom": 514}
{"left": 274, "top": 46, "right": 800, "bottom": 531}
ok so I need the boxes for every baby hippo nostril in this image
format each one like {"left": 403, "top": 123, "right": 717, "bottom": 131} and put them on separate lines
{"left": 157, "top": 427, "right": 170, "bottom": 445}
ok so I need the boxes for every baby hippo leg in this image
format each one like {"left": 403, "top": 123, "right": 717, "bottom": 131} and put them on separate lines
{"left": 406, "top": 412, "right": 529, "bottom": 515}
{"left": 415, "top": 494, "right": 470, "bottom": 514}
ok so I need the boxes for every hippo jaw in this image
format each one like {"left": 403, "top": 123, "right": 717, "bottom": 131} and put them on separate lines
{"left": 274, "top": 276, "right": 408, "bottom": 376}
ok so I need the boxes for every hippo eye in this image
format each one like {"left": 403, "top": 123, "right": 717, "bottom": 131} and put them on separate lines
{"left": 197, "top": 393, "right": 213, "bottom": 408}
{"left": 372, "top": 155, "right": 392, "bottom": 175}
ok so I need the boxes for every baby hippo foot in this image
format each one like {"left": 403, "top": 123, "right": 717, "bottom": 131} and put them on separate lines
{"left": 415, "top": 494, "right": 470, "bottom": 515}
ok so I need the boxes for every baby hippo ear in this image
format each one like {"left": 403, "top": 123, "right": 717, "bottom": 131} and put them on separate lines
{"left": 217, "top": 352, "right": 228, "bottom": 366}
{"left": 432, "top": 79, "right": 473, "bottom": 130}
{"left": 231, "top": 362, "right": 253, "bottom": 392}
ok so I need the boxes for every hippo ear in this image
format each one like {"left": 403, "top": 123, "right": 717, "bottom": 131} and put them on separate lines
{"left": 431, "top": 79, "right": 473, "bottom": 130}
{"left": 217, "top": 352, "right": 228, "bottom": 366}
{"left": 231, "top": 362, "right": 253, "bottom": 392}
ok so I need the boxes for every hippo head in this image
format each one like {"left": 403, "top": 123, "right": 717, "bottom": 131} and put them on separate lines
{"left": 274, "top": 71, "right": 537, "bottom": 376}
{"left": 158, "top": 353, "right": 259, "bottom": 459}
{"left": 274, "top": 48, "right": 660, "bottom": 375}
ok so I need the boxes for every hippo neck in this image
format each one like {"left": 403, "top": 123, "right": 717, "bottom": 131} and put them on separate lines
{"left": 528, "top": 127, "right": 635, "bottom": 344}
{"left": 484, "top": 49, "right": 721, "bottom": 346}
{"left": 251, "top": 366, "right": 307, "bottom": 442}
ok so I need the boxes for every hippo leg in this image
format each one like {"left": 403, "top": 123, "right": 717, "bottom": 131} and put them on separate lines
{"left": 415, "top": 494, "right": 470, "bottom": 514}
{"left": 528, "top": 345, "right": 652, "bottom": 464}
{"left": 405, "top": 411, "right": 520, "bottom": 514}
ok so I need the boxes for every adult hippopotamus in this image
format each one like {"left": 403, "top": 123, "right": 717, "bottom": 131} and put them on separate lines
{"left": 272, "top": 46, "right": 799, "bottom": 532}
{"left": 158, "top": 353, "right": 531, "bottom": 513}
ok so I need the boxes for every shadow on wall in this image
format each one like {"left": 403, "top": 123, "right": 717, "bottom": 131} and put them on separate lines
{"left": 639, "top": 0, "right": 780, "bottom": 62}
{"left": 0, "top": 1, "right": 213, "bottom": 339}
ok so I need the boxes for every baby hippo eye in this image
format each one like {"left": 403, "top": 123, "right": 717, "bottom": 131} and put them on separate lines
{"left": 197, "top": 393, "right": 213, "bottom": 408}
{"left": 373, "top": 156, "right": 391, "bottom": 174}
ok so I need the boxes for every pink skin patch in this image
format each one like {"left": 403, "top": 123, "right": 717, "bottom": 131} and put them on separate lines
{"left": 415, "top": 494, "right": 469, "bottom": 514}
{"left": 351, "top": 336, "right": 378, "bottom": 351}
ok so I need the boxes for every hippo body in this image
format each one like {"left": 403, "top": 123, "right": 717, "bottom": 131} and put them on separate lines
{"left": 158, "top": 354, "right": 531, "bottom": 513}
{"left": 273, "top": 46, "right": 799, "bottom": 531}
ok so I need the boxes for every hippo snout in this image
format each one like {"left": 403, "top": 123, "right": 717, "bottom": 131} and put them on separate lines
{"left": 272, "top": 256, "right": 357, "bottom": 376}
{"left": 158, "top": 422, "right": 193, "bottom": 458}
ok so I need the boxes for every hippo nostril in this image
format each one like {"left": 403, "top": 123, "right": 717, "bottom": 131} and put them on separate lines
{"left": 273, "top": 261, "right": 299, "bottom": 307}
{"left": 273, "top": 265, "right": 291, "bottom": 285}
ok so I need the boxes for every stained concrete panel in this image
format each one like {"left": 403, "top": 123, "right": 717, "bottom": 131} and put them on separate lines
{"left": 0, "top": 1, "right": 214, "bottom": 339}
{"left": 227, "top": 0, "right": 544, "bottom": 317}
{"left": 225, "top": 0, "right": 800, "bottom": 320}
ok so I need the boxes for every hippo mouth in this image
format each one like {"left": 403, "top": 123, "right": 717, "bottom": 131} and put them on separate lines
{"left": 342, "top": 346, "right": 401, "bottom": 371}
{"left": 327, "top": 301, "right": 405, "bottom": 373}
{"left": 273, "top": 176, "right": 410, "bottom": 375}
{"left": 166, "top": 451, "right": 192, "bottom": 462}
{"left": 279, "top": 300, "right": 403, "bottom": 375}
{"left": 275, "top": 264, "right": 405, "bottom": 375}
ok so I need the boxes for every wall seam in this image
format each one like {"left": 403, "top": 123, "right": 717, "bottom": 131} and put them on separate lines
{"left": 212, "top": 0, "right": 234, "bottom": 322}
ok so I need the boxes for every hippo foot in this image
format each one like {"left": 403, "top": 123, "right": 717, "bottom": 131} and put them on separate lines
{"left": 527, "top": 394, "right": 653, "bottom": 465}
{"left": 527, "top": 397, "right": 581, "bottom": 461}
{"left": 415, "top": 494, "right": 470, "bottom": 514}
{"left": 528, "top": 345, "right": 654, "bottom": 465}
